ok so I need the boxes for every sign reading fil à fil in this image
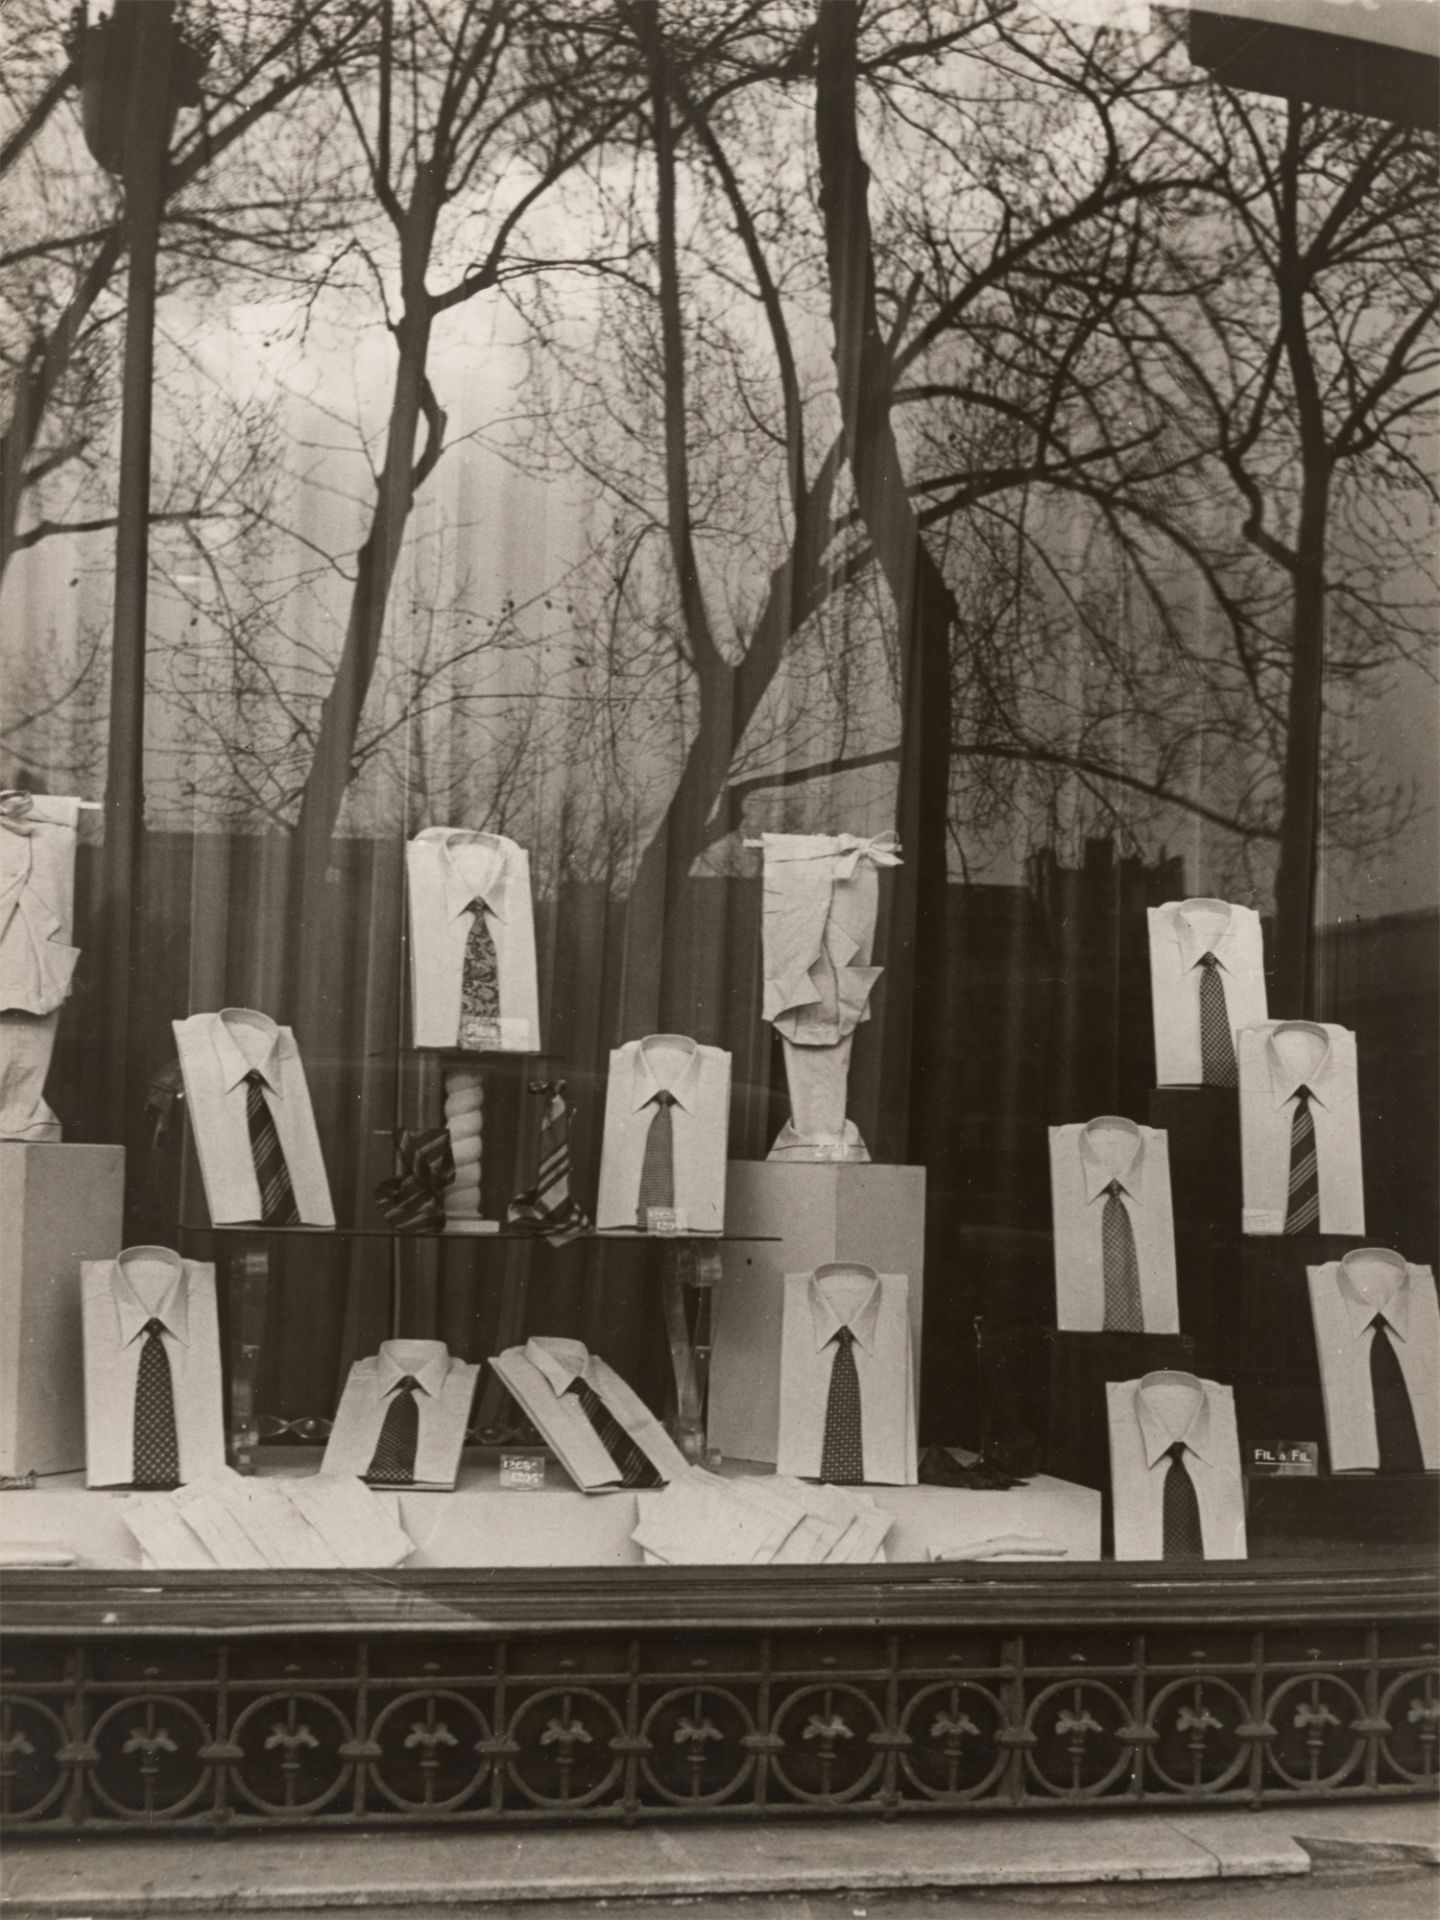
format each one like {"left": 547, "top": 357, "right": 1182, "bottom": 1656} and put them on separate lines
{"left": 1248, "top": 1441, "right": 1320, "bottom": 1477}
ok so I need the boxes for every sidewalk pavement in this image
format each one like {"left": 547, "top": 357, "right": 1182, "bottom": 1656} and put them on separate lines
{"left": 2, "top": 1799, "right": 1436, "bottom": 1915}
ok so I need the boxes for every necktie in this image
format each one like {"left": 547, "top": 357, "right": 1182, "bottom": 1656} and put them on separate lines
{"left": 1283, "top": 1085, "right": 1320, "bottom": 1233}
{"left": 132, "top": 1318, "right": 180, "bottom": 1489}
{"left": 508, "top": 1080, "right": 592, "bottom": 1244}
{"left": 244, "top": 1071, "right": 300, "bottom": 1225}
{"left": 819, "top": 1325, "right": 865, "bottom": 1484}
{"left": 1197, "top": 953, "right": 1237, "bottom": 1086}
{"left": 1101, "top": 1180, "right": 1144, "bottom": 1332}
{"left": 366, "top": 1375, "right": 421, "bottom": 1484}
{"left": 459, "top": 897, "right": 501, "bottom": 1047}
{"left": 566, "top": 1377, "right": 662, "bottom": 1487}
{"left": 1162, "top": 1440, "right": 1204, "bottom": 1559}
{"left": 636, "top": 1089, "right": 678, "bottom": 1226}
{"left": 1369, "top": 1314, "right": 1424, "bottom": 1472}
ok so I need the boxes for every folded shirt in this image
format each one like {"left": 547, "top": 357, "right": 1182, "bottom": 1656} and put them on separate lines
{"left": 120, "top": 1471, "right": 413, "bottom": 1570}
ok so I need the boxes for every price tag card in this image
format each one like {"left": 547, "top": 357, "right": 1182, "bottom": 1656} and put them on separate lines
{"left": 644, "top": 1206, "right": 687, "bottom": 1234}
{"left": 1248, "top": 1440, "right": 1320, "bottom": 1477}
{"left": 499, "top": 1450, "right": 548, "bottom": 1491}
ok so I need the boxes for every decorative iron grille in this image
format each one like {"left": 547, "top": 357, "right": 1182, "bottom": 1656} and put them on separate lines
{"left": 2, "top": 1564, "right": 1435, "bottom": 1832}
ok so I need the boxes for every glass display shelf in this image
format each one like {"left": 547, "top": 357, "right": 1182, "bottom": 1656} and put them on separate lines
{"left": 180, "top": 1222, "right": 778, "bottom": 1242}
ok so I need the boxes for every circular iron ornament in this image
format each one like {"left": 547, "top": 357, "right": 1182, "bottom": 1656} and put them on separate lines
{"left": 368, "top": 1690, "right": 492, "bottom": 1814}
{"left": 1377, "top": 1668, "right": 1440, "bottom": 1785}
{"left": 1264, "top": 1674, "right": 1367, "bottom": 1791}
{"left": 88, "top": 1694, "right": 213, "bottom": 1821}
{"left": 897, "top": 1681, "right": 1007, "bottom": 1802}
{"left": 229, "top": 1692, "right": 354, "bottom": 1816}
{"left": 1144, "top": 1676, "right": 1251, "bottom": 1794}
{"left": 639, "top": 1685, "right": 756, "bottom": 1807}
{"left": 0, "top": 1696, "right": 68, "bottom": 1823}
{"left": 1024, "top": 1679, "right": 1133, "bottom": 1799}
{"left": 768, "top": 1683, "right": 885, "bottom": 1804}
{"left": 505, "top": 1687, "right": 626, "bottom": 1809}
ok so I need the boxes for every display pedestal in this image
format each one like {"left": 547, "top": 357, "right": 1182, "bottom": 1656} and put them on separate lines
{"left": 1148, "top": 1086, "right": 1240, "bottom": 1371}
{"left": 708, "top": 1162, "right": 925, "bottom": 1466}
{"left": 1247, "top": 1473, "right": 1439, "bottom": 1556}
{"left": 0, "top": 1143, "right": 124, "bottom": 1477}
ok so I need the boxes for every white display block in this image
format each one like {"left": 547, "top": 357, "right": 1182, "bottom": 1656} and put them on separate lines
{"left": 0, "top": 1144, "right": 124, "bottom": 1477}
{"left": 0, "top": 1454, "right": 1099, "bottom": 1568}
{"left": 709, "top": 1161, "right": 925, "bottom": 1466}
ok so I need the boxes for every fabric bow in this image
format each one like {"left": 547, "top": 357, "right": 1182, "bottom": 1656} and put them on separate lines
{"left": 376, "top": 1127, "right": 456, "bottom": 1231}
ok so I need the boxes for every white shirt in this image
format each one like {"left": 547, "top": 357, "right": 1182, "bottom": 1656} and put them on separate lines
{"left": 0, "top": 793, "right": 82, "bottom": 1015}
{"left": 489, "top": 1337, "right": 688, "bottom": 1492}
{"left": 752, "top": 833, "right": 900, "bottom": 1043}
{"left": 405, "top": 829, "right": 541, "bottom": 1050}
{"left": 595, "top": 1036, "right": 731, "bottom": 1231}
{"left": 1306, "top": 1251, "right": 1439, "bottom": 1472}
{"left": 1238, "top": 1022, "right": 1364, "bottom": 1234}
{"left": 775, "top": 1266, "right": 917, "bottom": 1486}
{"left": 1148, "top": 898, "right": 1267, "bottom": 1086}
{"left": 81, "top": 1247, "right": 225, "bottom": 1488}
{"left": 173, "top": 1009, "right": 335, "bottom": 1226}
{"left": 321, "top": 1340, "right": 478, "bottom": 1489}
{"left": 1048, "top": 1118, "right": 1179, "bottom": 1332}
{"left": 1107, "top": 1373, "right": 1247, "bottom": 1561}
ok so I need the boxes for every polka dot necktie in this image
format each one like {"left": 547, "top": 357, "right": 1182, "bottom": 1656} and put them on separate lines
{"left": 819, "top": 1325, "right": 864, "bottom": 1485}
{"left": 1162, "top": 1440, "right": 1204, "bottom": 1559}
{"left": 635, "top": 1089, "right": 677, "bottom": 1225}
{"left": 566, "top": 1377, "right": 662, "bottom": 1487}
{"left": 1101, "top": 1180, "right": 1144, "bottom": 1332}
{"left": 1197, "top": 953, "right": 1238, "bottom": 1086}
{"left": 459, "top": 897, "right": 501, "bottom": 1048}
{"left": 132, "top": 1317, "right": 180, "bottom": 1489}
{"left": 1283, "top": 1085, "right": 1320, "bottom": 1233}
{"left": 365, "top": 1376, "right": 420, "bottom": 1485}
{"left": 244, "top": 1071, "right": 300, "bottom": 1225}
{"left": 1369, "top": 1314, "right": 1424, "bottom": 1472}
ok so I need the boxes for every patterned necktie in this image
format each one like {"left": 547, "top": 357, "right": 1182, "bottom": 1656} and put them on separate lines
{"left": 366, "top": 1375, "right": 421, "bottom": 1484}
{"left": 1197, "top": 953, "right": 1237, "bottom": 1086}
{"left": 508, "top": 1081, "right": 592, "bottom": 1244}
{"left": 1162, "top": 1440, "right": 1204, "bottom": 1559}
{"left": 1101, "top": 1180, "right": 1144, "bottom": 1332}
{"left": 636, "top": 1089, "right": 678, "bottom": 1226}
{"left": 819, "top": 1325, "right": 864, "bottom": 1484}
{"left": 244, "top": 1071, "right": 300, "bottom": 1225}
{"left": 132, "top": 1318, "right": 180, "bottom": 1489}
{"left": 1370, "top": 1314, "right": 1424, "bottom": 1472}
{"left": 566, "top": 1377, "right": 662, "bottom": 1487}
{"left": 459, "top": 897, "right": 501, "bottom": 1048}
{"left": 1283, "top": 1085, "right": 1320, "bottom": 1233}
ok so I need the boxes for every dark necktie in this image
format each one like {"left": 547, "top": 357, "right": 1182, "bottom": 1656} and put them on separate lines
{"left": 1101, "top": 1180, "right": 1144, "bottom": 1332}
{"left": 459, "top": 897, "right": 501, "bottom": 1047}
{"left": 566, "top": 1377, "right": 662, "bottom": 1487}
{"left": 244, "top": 1071, "right": 300, "bottom": 1225}
{"left": 819, "top": 1325, "right": 864, "bottom": 1484}
{"left": 132, "top": 1317, "right": 180, "bottom": 1489}
{"left": 1197, "top": 953, "right": 1238, "bottom": 1086}
{"left": 1162, "top": 1440, "right": 1204, "bottom": 1559}
{"left": 1369, "top": 1314, "right": 1424, "bottom": 1472}
{"left": 365, "top": 1375, "right": 421, "bottom": 1484}
{"left": 1283, "top": 1085, "right": 1320, "bottom": 1233}
{"left": 636, "top": 1089, "right": 678, "bottom": 1225}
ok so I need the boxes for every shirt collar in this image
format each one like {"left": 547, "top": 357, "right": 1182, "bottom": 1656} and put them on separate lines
{"left": 1266, "top": 1022, "right": 1336, "bottom": 1110}
{"left": 112, "top": 1246, "right": 189, "bottom": 1347}
{"left": 629, "top": 1035, "right": 702, "bottom": 1115}
{"left": 1079, "top": 1117, "right": 1146, "bottom": 1204}
{"left": 809, "top": 1265, "right": 883, "bottom": 1355}
{"left": 1135, "top": 1372, "right": 1215, "bottom": 1470}
{"left": 376, "top": 1339, "right": 450, "bottom": 1397}
{"left": 524, "top": 1335, "right": 590, "bottom": 1396}
{"left": 208, "top": 1007, "right": 284, "bottom": 1096}
{"left": 433, "top": 829, "right": 511, "bottom": 924}
{"left": 1169, "top": 898, "right": 1242, "bottom": 973}
{"left": 1336, "top": 1249, "right": 1411, "bottom": 1342}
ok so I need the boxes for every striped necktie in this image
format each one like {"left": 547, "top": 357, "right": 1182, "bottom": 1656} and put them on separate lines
{"left": 1283, "top": 1085, "right": 1320, "bottom": 1233}
{"left": 245, "top": 1071, "right": 300, "bottom": 1225}
{"left": 459, "top": 897, "right": 501, "bottom": 1048}
{"left": 1197, "top": 953, "right": 1237, "bottom": 1086}
{"left": 1370, "top": 1314, "right": 1424, "bottom": 1472}
{"left": 566, "top": 1377, "right": 662, "bottom": 1487}
{"left": 636, "top": 1089, "right": 677, "bottom": 1225}
{"left": 132, "top": 1317, "right": 180, "bottom": 1489}
{"left": 1101, "top": 1179, "right": 1144, "bottom": 1331}
{"left": 508, "top": 1081, "right": 591, "bottom": 1243}
{"left": 819, "top": 1325, "right": 865, "bottom": 1484}
{"left": 1162, "top": 1441, "right": 1204, "bottom": 1559}
{"left": 365, "top": 1375, "right": 421, "bottom": 1484}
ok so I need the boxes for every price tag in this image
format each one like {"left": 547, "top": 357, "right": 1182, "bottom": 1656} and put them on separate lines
{"left": 499, "top": 1450, "right": 548, "bottom": 1491}
{"left": 644, "top": 1206, "right": 686, "bottom": 1234}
